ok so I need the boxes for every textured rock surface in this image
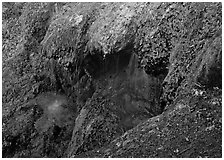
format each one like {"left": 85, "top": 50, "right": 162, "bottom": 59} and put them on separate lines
{"left": 2, "top": 2, "right": 222, "bottom": 158}
{"left": 76, "top": 89, "right": 221, "bottom": 158}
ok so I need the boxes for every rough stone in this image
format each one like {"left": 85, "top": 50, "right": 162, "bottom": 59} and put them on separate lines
{"left": 2, "top": 2, "right": 222, "bottom": 158}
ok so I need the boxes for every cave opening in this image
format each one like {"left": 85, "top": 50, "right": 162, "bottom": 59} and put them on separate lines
{"left": 80, "top": 47, "right": 169, "bottom": 112}
{"left": 81, "top": 48, "right": 133, "bottom": 79}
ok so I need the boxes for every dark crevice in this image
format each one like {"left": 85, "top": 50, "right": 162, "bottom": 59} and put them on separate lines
{"left": 81, "top": 48, "right": 133, "bottom": 80}
{"left": 52, "top": 125, "right": 62, "bottom": 139}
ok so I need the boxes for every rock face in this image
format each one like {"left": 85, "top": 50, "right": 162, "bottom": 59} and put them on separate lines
{"left": 2, "top": 2, "right": 222, "bottom": 158}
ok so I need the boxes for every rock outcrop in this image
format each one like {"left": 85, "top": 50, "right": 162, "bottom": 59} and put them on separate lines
{"left": 2, "top": 2, "right": 222, "bottom": 158}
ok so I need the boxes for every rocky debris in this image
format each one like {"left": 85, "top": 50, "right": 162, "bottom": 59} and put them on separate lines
{"left": 2, "top": 2, "right": 222, "bottom": 158}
